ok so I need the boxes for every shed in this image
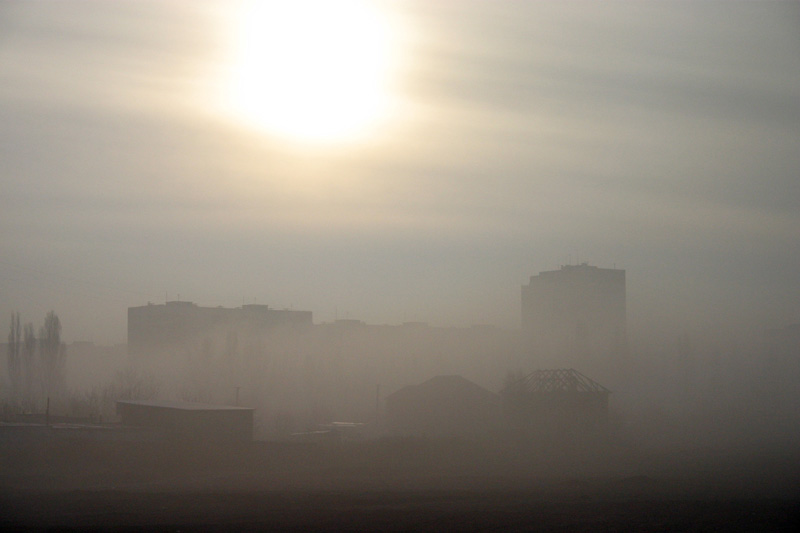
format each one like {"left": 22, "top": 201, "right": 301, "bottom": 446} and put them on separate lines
{"left": 116, "top": 400, "right": 254, "bottom": 442}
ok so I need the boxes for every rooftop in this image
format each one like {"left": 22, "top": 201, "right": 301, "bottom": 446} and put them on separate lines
{"left": 116, "top": 399, "right": 253, "bottom": 411}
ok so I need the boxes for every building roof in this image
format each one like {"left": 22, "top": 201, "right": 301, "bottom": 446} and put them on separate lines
{"left": 116, "top": 399, "right": 253, "bottom": 411}
{"left": 387, "top": 375, "right": 498, "bottom": 403}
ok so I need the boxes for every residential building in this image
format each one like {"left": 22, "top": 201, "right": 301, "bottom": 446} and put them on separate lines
{"left": 522, "top": 263, "right": 626, "bottom": 364}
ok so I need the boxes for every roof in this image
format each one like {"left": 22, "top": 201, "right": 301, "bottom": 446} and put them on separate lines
{"left": 387, "top": 375, "right": 498, "bottom": 403}
{"left": 116, "top": 399, "right": 253, "bottom": 411}
{"left": 507, "top": 368, "right": 610, "bottom": 394}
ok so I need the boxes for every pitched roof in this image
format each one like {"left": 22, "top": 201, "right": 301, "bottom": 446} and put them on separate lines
{"left": 387, "top": 375, "right": 498, "bottom": 403}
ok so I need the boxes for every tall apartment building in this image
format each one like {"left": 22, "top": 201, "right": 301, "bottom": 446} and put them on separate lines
{"left": 521, "top": 263, "right": 626, "bottom": 363}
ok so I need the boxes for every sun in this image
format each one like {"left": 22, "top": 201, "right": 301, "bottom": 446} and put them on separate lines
{"left": 225, "top": 0, "right": 400, "bottom": 144}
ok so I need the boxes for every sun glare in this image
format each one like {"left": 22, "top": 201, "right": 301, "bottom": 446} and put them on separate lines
{"left": 225, "top": 0, "right": 400, "bottom": 144}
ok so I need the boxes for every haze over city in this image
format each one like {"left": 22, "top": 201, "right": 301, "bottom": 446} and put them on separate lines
{"left": 1, "top": 2, "right": 800, "bottom": 528}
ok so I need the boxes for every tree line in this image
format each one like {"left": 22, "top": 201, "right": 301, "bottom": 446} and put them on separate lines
{"left": 6, "top": 310, "right": 65, "bottom": 411}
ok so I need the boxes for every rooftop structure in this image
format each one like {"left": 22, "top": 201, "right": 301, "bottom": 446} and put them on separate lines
{"left": 502, "top": 368, "right": 610, "bottom": 440}
{"left": 513, "top": 368, "right": 611, "bottom": 394}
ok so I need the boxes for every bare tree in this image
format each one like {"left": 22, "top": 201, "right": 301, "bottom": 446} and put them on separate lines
{"left": 39, "top": 311, "right": 66, "bottom": 400}
{"left": 7, "top": 312, "right": 21, "bottom": 402}
{"left": 22, "top": 322, "right": 36, "bottom": 410}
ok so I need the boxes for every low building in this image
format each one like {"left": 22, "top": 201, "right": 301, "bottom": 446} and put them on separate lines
{"left": 116, "top": 400, "right": 254, "bottom": 442}
{"left": 385, "top": 375, "right": 501, "bottom": 439}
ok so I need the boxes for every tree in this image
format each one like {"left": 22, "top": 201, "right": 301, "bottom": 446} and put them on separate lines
{"left": 22, "top": 322, "right": 36, "bottom": 409}
{"left": 39, "top": 311, "right": 66, "bottom": 399}
{"left": 7, "top": 312, "right": 21, "bottom": 401}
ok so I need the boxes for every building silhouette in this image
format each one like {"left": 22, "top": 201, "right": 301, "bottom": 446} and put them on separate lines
{"left": 521, "top": 263, "right": 626, "bottom": 364}
{"left": 127, "top": 301, "right": 312, "bottom": 357}
{"left": 116, "top": 399, "right": 254, "bottom": 441}
{"left": 385, "top": 375, "right": 501, "bottom": 439}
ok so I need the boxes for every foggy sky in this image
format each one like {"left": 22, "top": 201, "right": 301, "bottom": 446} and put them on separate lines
{"left": 1, "top": 0, "right": 799, "bottom": 344}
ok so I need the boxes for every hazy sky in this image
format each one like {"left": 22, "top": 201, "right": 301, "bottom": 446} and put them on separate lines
{"left": 2, "top": 0, "right": 799, "bottom": 344}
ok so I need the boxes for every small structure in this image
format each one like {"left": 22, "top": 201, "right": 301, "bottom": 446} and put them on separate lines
{"left": 116, "top": 400, "right": 254, "bottom": 442}
{"left": 502, "top": 368, "right": 610, "bottom": 441}
{"left": 385, "top": 375, "right": 501, "bottom": 439}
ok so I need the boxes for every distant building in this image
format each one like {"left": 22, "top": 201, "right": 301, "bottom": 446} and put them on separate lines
{"left": 385, "top": 375, "right": 501, "bottom": 439}
{"left": 116, "top": 399, "right": 254, "bottom": 441}
{"left": 522, "top": 263, "right": 626, "bottom": 364}
{"left": 127, "top": 301, "right": 312, "bottom": 356}
{"left": 123, "top": 300, "right": 523, "bottom": 424}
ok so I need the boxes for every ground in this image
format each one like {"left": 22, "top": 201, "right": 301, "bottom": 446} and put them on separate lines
{"left": 1, "top": 431, "right": 798, "bottom": 530}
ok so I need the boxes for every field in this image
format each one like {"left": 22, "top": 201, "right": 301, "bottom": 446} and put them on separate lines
{"left": 1, "top": 432, "right": 798, "bottom": 530}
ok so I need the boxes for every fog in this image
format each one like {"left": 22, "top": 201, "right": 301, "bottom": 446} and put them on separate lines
{"left": 1, "top": 0, "right": 799, "bottom": 528}
{"left": 4, "top": 296, "right": 799, "bottom": 454}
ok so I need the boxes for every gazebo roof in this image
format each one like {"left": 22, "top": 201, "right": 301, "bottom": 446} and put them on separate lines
{"left": 508, "top": 368, "right": 610, "bottom": 394}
